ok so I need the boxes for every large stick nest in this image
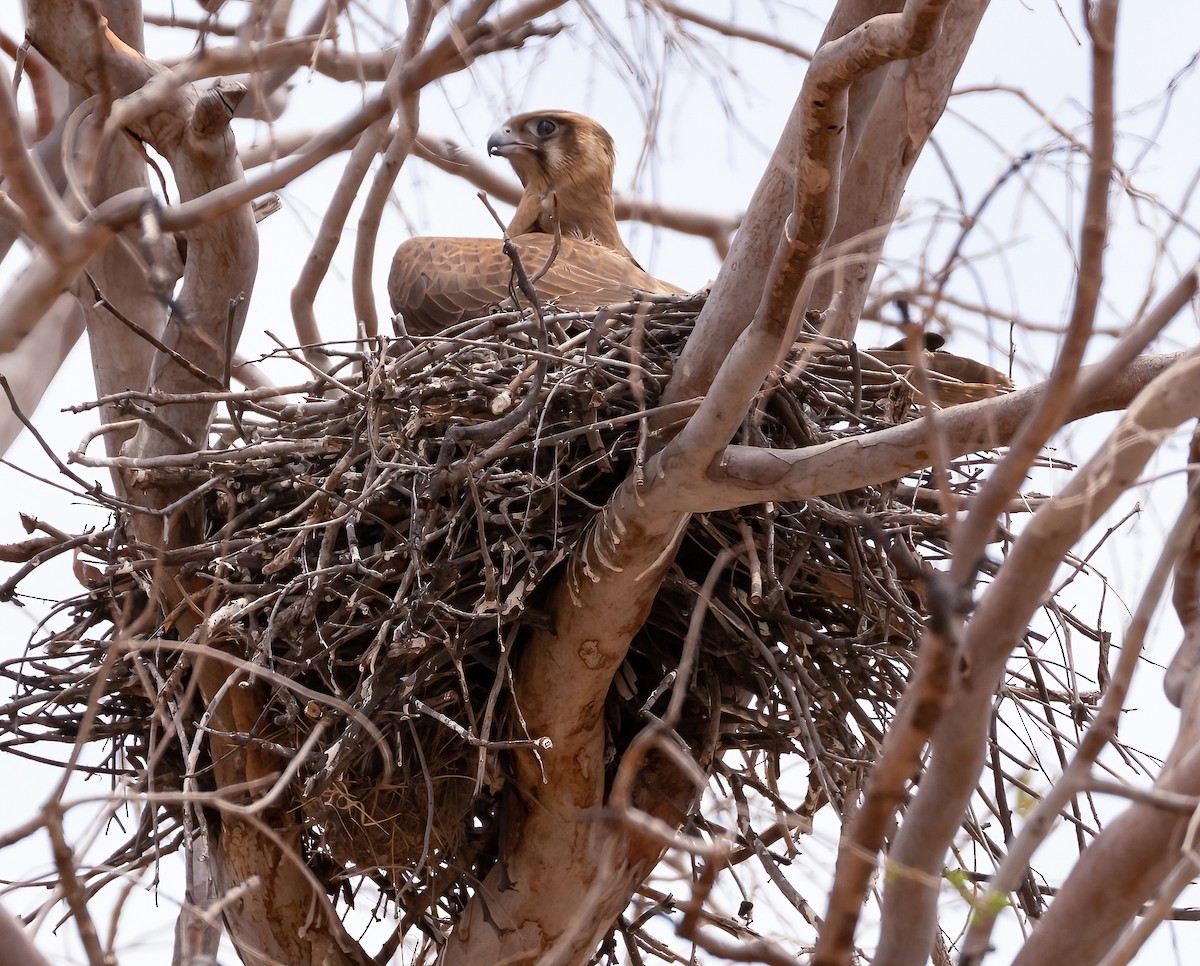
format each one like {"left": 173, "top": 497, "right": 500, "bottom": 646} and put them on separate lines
{"left": 4, "top": 295, "right": 1090, "bottom": 946}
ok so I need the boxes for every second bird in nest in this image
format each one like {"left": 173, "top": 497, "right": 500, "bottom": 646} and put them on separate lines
{"left": 388, "top": 110, "right": 684, "bottom": 335}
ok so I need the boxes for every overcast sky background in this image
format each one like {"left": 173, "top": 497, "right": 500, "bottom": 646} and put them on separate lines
{"left": 3, "top": 1, "right": 1200, "bottom": 962}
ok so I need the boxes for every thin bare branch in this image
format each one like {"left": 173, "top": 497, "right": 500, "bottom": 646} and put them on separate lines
{"left": 655, "top": 1, "right": 813, "bottom": 61}
{"left": 350, "top": 2, "right": 434, "bottom": 339}
{"left": 414, "top": 133, "right": 741, "bottom": 251}
{"left": 949, "top": 0, "right": 1120, "bottom": 583}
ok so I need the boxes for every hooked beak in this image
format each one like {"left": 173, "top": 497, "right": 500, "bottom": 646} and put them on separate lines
{"left": 487, "top": 127, "right": 530, "bottom": 158}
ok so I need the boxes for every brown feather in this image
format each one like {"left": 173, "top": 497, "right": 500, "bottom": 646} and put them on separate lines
{"left": 389, "top": 111, "right": 683, "bottom": 335}
{"left": 389, "top": 234, "right": 684, "bottom": 335}
{"left": 863, "top": 348, "right": 1014, "bottom": 407}
{"left": 489, "top": 111, "right": 630, "bottom": 256}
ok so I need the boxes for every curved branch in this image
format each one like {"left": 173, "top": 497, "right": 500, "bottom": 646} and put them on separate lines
{"left": 669, "top": 0, "right": 956, "bottom": 490}
{"left": 682, "top": 352, "right": 1182, "bottom": 514}
{"left": 289, "top": 5, "right": 431, "bottom": 351}
{"left": 0, "top": 66, "right": 73, "bottom": 253}
{"left": 350, "top": 1, "right": 434, "bottom": 340}
{"left": 447, "top": 5, "right": 974, "bottom": 960}
{"left": 662, "top": 0, "right": 970, "bottom": 419}
{"left": 810, "top": 1, "right": 989, "bottom": 342}
{"left": 656, "top": 1, "right": 814, "bottom": 61}
{"left": 961, "top": 469, "right": 1200, "bottom": 961}
{"left": 0, "top": 190, "right": 141, "bottom": 355}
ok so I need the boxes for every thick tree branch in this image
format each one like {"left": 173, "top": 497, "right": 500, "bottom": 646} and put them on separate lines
{"left": 442, "top": 480, "right": 694, "bottom": 963}
{"left": 662, "top": 0, "right": 964, "bottom": 420}
{"left": 880, "top": 193, "right": 1195, "bottom": 966}
{"left": 0, "top": 188, "right": 143, "bottom": 355}
{"left": 669, "top": 0, "right": 953, "bottom": 483}
{"left": 0, "top": 66, "right": 81, "bottom": 453}
{"left": 447, "top": 5, "right": 971, "bottom": 960}
{"left": 1011, "top": 670, "right": 1200, "bottom": 966}
{"left": 1007, "top": 433, "right": 1200, "bottom": 965}
{"left": 0, "top": 67, "right": 74, "bottom": 253}
{"left": 813, "top": 0, "right": 989, "bottom": 341}
{"left": 69, "top": 8, "right": 175, "bottom": 478}
{"left": 960, "top": 471, "right": 1200, "bottom": 961}
{"left": 681, "top": 352, "right": 1181, "bottom": 514}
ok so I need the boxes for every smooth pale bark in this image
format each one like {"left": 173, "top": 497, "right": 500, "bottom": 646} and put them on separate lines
{"left": 0, "top": 903, "right": 53, "bottom": 966}
{"left": 1010, "top": 669, "right": 1200, "bottom": 966}
{"left": 876, "top": 350, "right": 1200, "bottom": 966}
{"left": 681, "top": 352, "right": 1182, "bottom": 514}
{"left": 70, "top": 8, "right": 175, "bottom": 477}
{"left": 171, "top": 844, "right": 221, "bottom": 966}
{"left": 442, "top": 516, "right": 697, "bottom": 963}
{"left": 447, "top": 4, "right": 985, "bottom": 961}
{"left": 25, "top": 0, "right": 256, "bottom": 499}
{"left": 814, "top": 0, "right": 991, "bottom": 342}
{"left": 122, "top": 81, "right": 257, "bottom": 467}
{"left": 0, "top": 294, "right": 82, "bottom": 456}
{"left": 662, "top": 0, "right": 987, "bottom": 414}
{"left": 77, "top": 132, "right": 173, "bottom": 464}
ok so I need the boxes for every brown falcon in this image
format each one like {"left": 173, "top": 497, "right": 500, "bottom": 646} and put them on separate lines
{"left": 388, "top": 111, "right": 684, "bottom": 335}
{"left": 866, "top": 332, "right": 1014, "bottom": 407}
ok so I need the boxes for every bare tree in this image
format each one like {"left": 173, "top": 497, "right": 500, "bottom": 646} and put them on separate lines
{"left": 2, "top": 2, "right": 1200, "bottom": 966}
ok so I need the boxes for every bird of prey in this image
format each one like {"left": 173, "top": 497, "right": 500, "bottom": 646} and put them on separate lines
{"left": 388, "top": 110, "right": 684, "bottom": 335}
{"left": 866, "top": 333, "right": 1014, "bottom": 408}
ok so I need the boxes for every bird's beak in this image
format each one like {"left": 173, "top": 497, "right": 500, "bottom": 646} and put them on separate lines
{"left": 487, "top": 127, "right": 530, "bottom": 158}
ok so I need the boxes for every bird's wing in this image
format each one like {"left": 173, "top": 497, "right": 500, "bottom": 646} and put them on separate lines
{"left": 864, "top": 348, "right": 1014, "bottom": 407}
{"left": 388, "top": 234, "right": 685, "bottom": 335}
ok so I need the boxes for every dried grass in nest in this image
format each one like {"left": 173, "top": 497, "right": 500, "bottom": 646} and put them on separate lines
{"left": 3, "top": 294, "right": 1087, "bottom": 940}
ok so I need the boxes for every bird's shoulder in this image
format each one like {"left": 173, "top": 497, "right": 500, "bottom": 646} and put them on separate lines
{"left": 388, "top": 234, "right": 684, "bottom": 335}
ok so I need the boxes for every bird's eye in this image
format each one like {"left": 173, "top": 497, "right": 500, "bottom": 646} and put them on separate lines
{"left": 534, "top": 118, "right": 558, "bottom": 138}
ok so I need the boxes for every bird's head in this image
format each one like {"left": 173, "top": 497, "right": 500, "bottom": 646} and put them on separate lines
{"left": 487, "top": 111, "right": 618, "bottom": 195}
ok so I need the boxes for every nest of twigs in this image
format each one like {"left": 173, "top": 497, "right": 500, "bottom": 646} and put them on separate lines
{"left": 4, "top": 294, "right": 1037, "bottom": 934}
